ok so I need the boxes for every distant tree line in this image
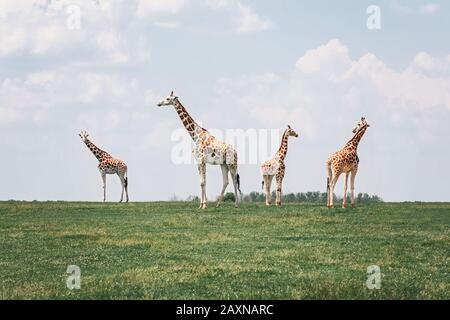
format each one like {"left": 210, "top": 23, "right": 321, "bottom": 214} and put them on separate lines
{"left": 184, "top": 192, "right": 383, "bottom": 204}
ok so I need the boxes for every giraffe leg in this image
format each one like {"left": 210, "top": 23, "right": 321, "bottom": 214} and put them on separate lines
{"left": 326, "top": 161, "right": 332, "bottom": 208}
{"left": 216, "top": 164, "right": 229, "bottom": 207}
{"left": 350, "top": 169, "right": 357, "bottom": 208}
{"left": 327, "top": 182, "right": 331, "bottom": 208}
{"left": 229, "top": 165, "right": 240, "bottom": 208}
{"left": 198, "top": 163, "right": 207, "bottom": 209}
{"left": 101, "top": 172, "right": 106, "bottom": 203}
{"left": 266, "top": 175, "right": 274, "bottom": 205}
{"left": 329, "top": 172, "right": 341, "bottom": 208}
{"left": 118, "top": 173, "right": 126, "bottom": 203}
{"left": 342, "top": 172, "right": 349, "bottom": 208}
{"left": 263, "top": 175, "right": 269, "bottom": 206}
{"left": 275, "top": 174, "right": 284, "bottom": 207}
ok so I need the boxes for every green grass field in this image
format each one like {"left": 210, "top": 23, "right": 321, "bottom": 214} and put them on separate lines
{"left": 0, "top": 201, "right": 448, "bottom": 300}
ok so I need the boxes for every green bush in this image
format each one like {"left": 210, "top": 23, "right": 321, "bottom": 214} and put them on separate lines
{"left": 241, "top": 191, "right": 383, "bottom": 204}
{"left": 223, "top": 192, "right": 236, "bottom": 202}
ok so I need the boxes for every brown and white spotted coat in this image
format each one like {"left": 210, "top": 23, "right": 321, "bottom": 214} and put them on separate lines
{"left": 79, "top": 131, "right": 129, "bottom": 202}
{"left": 326, "top": 117, "right": 370, "bottom": 208}
{"left": 157, "top": 91, "right": 241, "bottom": 209}
{"left": 261, "top": 125, "right": 299, "bottom": 206}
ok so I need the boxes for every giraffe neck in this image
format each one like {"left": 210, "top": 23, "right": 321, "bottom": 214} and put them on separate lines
{"left": 276, "top": 130, "right": 290, "bottom": 160}
{"left": 83, "top": 139, "right": 109, "bottom": 162}
{"left": 345, "top": 126, "right": 367, "bottom": 150}
{"left": 174, "top": 99, "right": 206, "bottom": 140}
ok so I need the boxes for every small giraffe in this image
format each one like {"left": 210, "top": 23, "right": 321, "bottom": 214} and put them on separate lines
{"left": 79, "top": 131, "right": 129, "bottom": 203}
{"left": 157, "top": 91, "right": 242, "bottom": 209}
{"left": 261, "top": 125, "right": 299, "bottom": 206}
{"left": 326, "top": 117, "right": 370, "bottom": 208}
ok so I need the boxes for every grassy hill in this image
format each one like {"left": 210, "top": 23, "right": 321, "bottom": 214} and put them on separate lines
{"left": 0, "top": 201, "right": 448, "bottom": 299}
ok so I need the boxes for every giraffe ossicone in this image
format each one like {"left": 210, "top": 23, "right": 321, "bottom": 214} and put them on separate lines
{"left": 79, "top": 131, "right": 129, "bottom": 203}
{"left": 326, "top": 117, "right": 370, "bottom": 209}
{"left": 261, "top": 125, "right": 299, "bottom": 207}
{"left": 157, "top": 91, "right": 242, "bottom": 209}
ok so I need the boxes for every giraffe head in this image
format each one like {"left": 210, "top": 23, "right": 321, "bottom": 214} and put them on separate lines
{"left": 79, "top": 131, "right": 90, "bottom": 142}
{"left": 286, "top": 125, "right": 299, "bottom": 138}
{"left": 352, "top": 117, "right": 370, "bottom": 134}
{"left": 157, "top": 91, "right": 179, "bottom": 107}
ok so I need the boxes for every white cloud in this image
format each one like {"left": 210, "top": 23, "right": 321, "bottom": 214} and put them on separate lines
{"left": 390, "top": 1, "right": 414, "bottom": 16}
{"left": 25, "top": 71, "right": 56, "bottom": 85}
{"left": 96, "top": 31, "right": 121, "bottom": 52}
{"left": 234, "top": 2, "right": 273, "bottom": 34}
{"left": 153, "top": 21, "right": 181, "bottom": 29}
{"left": 214, "top": 72, "right": 317, "bottom": 137}
{"left": 0, "top": 27, "right": 26, "bottom": 57}
{"left": 0, "top": 67, "right": 148, "bottom": 129}
{"left": 340, "top": 53, "right": 450, "bottom": 109}
{"left": 138, "top": 0, "right": 272, "bottom": 34}
{"left": 31, "top": 25, "right": 65, "bottom": 55}
{"left": 0, "top": 0, "right": 270, "bottom": 66}
{"left": 95, "top": 31, "right": 131, "bottom": 63}
{"left": 78, "top": 73, "right": 135, "bottom": 104}
{"left": 295, "top": 39, "right": 351, "bottom": 75}
{"left": 420, "top": 3, "right": 440, "bottom": 15}
{"left": 413, "top": 52, "right": 437, "bottom": 71}
{"left": 216, "top": 39, "right": 450, "bottom": 147}
{"left": 104, "top": 111, "right": 122, "bottom": 131}
{"left": 140, "top": 119, "right": 179, "bottom": 150}
{"left": 137, "top": 0, "right": 187, "bottom": 16}
{"left": 390, "top": 1, "right": 440, "bottom": 16}
{"left": 206, "top": 0, "right": 272, "bottom": 34}
{"left": 0, "top": 1, "right": 150, "bottom": 65}
{"left": 295, "top": 41, "right": 450, "bottom": 110}
{"left": 0, "top": 0, "right": 32, "bottom": 17}
{"left": 0, "top": 107, "right": 21, "bottom": 125}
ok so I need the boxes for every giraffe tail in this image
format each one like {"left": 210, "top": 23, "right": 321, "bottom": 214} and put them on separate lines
{"left": 236, "top": 173, "right": 241, "bottom": 193}
{"left": 125, "top": 176, "right": 128, "bottom": 189}
{"left": 262, "top": 180, "right": 264, "bottom": 191}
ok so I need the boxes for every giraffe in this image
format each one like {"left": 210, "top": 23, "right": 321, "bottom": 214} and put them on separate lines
{"left": 326, "top": 117, "right": 370, "bottom": 208}
{"left": 79, "top": 131, "right": 129, "bottom": 203}
{"left": 157, "top": 91, "right": 242, "bottom": 209}
{"left": 261, "top": 125, "right": 299, "bottom": 206}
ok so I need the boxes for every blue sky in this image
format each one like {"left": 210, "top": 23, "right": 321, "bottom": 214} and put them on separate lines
{"left": 0, "top": 0, "right": 449, "bottom": 202}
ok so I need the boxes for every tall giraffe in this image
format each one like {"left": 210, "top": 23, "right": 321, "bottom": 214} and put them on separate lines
{"left": 79, "top": 131, "right": 129, "bottom": 203}
{"left": 326, "top": 117, "right": 370, "bottom": 208}
{"left": 157, "top": 91, "right": 242, "bottom": 209}
{"left": 261, "top": 125, "right": 299, "bottom": 206}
